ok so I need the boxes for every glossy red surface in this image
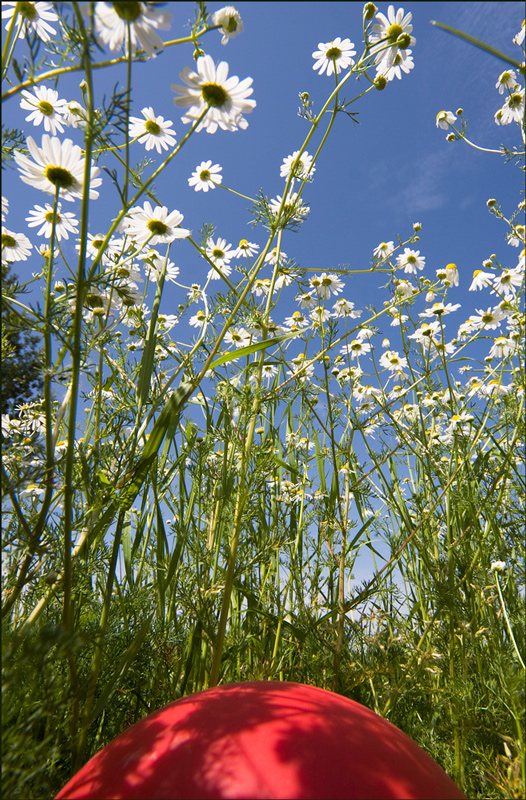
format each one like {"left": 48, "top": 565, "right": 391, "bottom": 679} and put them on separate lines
{"left": 57, "top": 681, "right": 466, "bottom": 800}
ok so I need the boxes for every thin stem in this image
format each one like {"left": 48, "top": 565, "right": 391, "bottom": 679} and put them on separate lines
{"left": 494, "top": 573, "right": 526, "bottom": 670}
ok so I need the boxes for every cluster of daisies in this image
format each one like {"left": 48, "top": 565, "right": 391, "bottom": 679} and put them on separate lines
{"left": 312, "top": 5, "right": 415, "bottom": 84}
{"left": 2, "top": 2, "right": 243, "bottom": 55}
{"left": 436, "top": 27, "right": 524, "bottom": 136}
{"left": 436, "top": 70, "right": 524, "bottom": 137}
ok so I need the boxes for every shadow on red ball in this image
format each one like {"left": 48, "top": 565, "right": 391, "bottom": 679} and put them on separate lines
{"left": 57, "top": 681, "right": 466, "bottom": 800}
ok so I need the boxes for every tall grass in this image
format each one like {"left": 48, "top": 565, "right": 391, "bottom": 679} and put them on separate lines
{"left": 2, "top": 3, "right": 524, "bottom": 798}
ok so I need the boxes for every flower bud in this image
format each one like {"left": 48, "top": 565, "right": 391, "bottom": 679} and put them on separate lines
{"left": 413, "top": 222, "right": 422, "bottom": 232}
{"left": 374, "top": 75, "right": 387, "bottom": 90}
{"left": 486, "top": 198, "right": 496, "bottom": 207}
{"left": 456, "top": 108, "right": 464, "bottom": 116}
{"left": 446, "top": 133, "right": 456, "bottom": 142}
{"left": 363, "top": 3, "right": 377, "bottom": 21}
{"left": 490, "top": 560, "right": 507, "bottom": 573}
{"left": 396, "top": 33, "right": 412, "bottom": 49}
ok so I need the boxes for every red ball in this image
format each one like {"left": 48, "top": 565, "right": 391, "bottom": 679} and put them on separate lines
{"left": 57, "top": 681, "right": 465, "bottom": 800}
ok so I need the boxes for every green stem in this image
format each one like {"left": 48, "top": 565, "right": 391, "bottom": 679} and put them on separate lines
{"left": 495, "top": 573, "right": 526, "bottom": 670}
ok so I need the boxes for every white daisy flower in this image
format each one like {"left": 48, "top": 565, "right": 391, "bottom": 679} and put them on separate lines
{"left": 280, "top": 150, "right": 315, "bottom": 179}
{"left": 26, "top": 203, "right": 78, "bottom": 241}
{"left": 396, "top": 247, "right": 425, "bottom": 274}
{"left": 91, "top": 1, "right": 172, "bottom": 58}
{"left": 188, "top": 160, "right": 222, "bottom": 192}
{"left": 353, "top": 384, "right": 382, "bottom": 403}
{"left": 408, "top": 320, "right": 441, "bottom": 343}
{"left": 513, "top": 21, "right": 525, "bottom": 46}
{"left": 63, "top": 100, "right": 88, "bottom": 129}
{"left": 341, "top": 340, "right": 371, "bottom": 360}
{"left": 138, "top": 249, "right": 179, "bottom": 283}
{"left": 468, "top": 307, "right": 505, "bottom": 330}
{"left": 172, "top": 54, "right": 255, "bottom": 134}
{"left": 310, "top": 272, "right": 345, "bottom": 298}
{"left": 436, "top": 110, "right": 457, "bottom": 130}
{"left": 494, "top": 88, "right": 524, "bottom": 125}
{"left": 260, "top": 363, "right": 278, "bottom": 383}
{"left": 1, "top": 228, "right": 33, "bottom": 262}
{"left": 370, "top": 5, "right": 415, "bottom": 70}
{"left": 206, "top": 237, "right": 234, "bottom": 267}
{"left": 19, "top": 483, "right": 46, "bottom": 500}
{"left": 269, "top": 192, "right": 310, "bottom": 225}
{"left": 507, "top": 224, "right": 525, "bottom": 247}
{"left": 233, "top": 239, "right": 259, "bottom": 258}
{"left": 373, "top": 240, "right": 395, "bottom": 259}
{"left": 478, "top": 380, "right": 511, "bottom": 397}
{"left": 284, "top": 311, "right": 309, "bottom": 329}
{"left": 312, "top": 37, "right": 356, "bottom": 76}
{"left": 212, "top": 6, "right": 243, "bottom": 45}
{"left": 79, "top": 233, "right": 124, "bottom": 264}
{"left": 287, "top": 354, "right": 315, "bottom": 380}
{"left": 357, "top": 327, "right": 374, "bottom": 341}
{"left": 264, "top": 248, "right": 288, "bottom": 267}
{"left": 489, "top": 336, "right": 517, "bottom": 359}
{"left": 129, "top": 107, "right": 176, "bottom": 153}
{"left": 496, "top": 70, "right": 518, "bottom": 94}
{"left": 469, "top": 270, "right": 494, "bottom": 291}
{"left": 296, "top": 291, "right": 316, "bottom": 309}
{"left": 376, "top": 49, "right": 414, "bottom": 81}
{"left": 225, "top": 328, "right": 251, "bottom": 348}
{"left": 418, "top": 302, "right": 461, "bottom": 318}
{"left": 2, "top": 1, "right": 58, "bottom": 42}
{"left": 490, "top": 560, "right": 507, "bottom": 573}
{"left": 157, "top": 313, "right": 178, "bottom": 332}
{"left": 436, "top": 263, "right": 459, "bottom": 286}
{"left": 124, "top": 201, "right": 190, "bottom": 247}
{"left": 146, "top": 260, "right": 180, "bottom": 284}
{"left": 379, "top": 351, "right": 408, "bottom": 372}
{"left": 14, "top": 135, "right": 102, "bottom": 202}
{"left": 310, "top": 306, "right": 331, "bottom": 324}
{"left": 189, "top": 309, "right": 207, "bottom": 328}
{"left": 332, "top": 298, "right": 362, "bottom": 318}
{"left": 394, "top": 280, "right": 416, "bottom": 298}
{"left": 252, "top": 279, "right": 271, "bottom": 298}
{"left": 1, "top": 196, "right": 8, "bottom": 222}
{"left": 207, "top": 263, "right": 232, "bottom": 281}
{"left": 20, "top": 86, "right": 68, "bottom": 135}
{"left": 275, "top": 273, "right": 294, "bottom": 291}
{"left": 390, "top": 312, "right": 409, "bottom": 327}
{"left": 491, "top": 268, "right": 523, "bottom": 298}
{"left": 112, "top": 261, "right": 143, "bottom": 293}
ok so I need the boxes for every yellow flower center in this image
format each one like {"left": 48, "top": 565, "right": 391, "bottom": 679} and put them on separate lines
{"left": 44, "top": 166, "right": 76, "bottom": 190}
{"left": 201, "top": 83, "right": 228, "bottom": 108}
{"left": 38, "top": 100, "right": 54, "bottom": 116}
{"left": 112, "top": 2, "right": 142, "bottom": 22}
{"left": 386, "top": 23, "right": 403, "bottom": 43}
{"left": 144, "top": 119, "right": 161, "bottom": 136}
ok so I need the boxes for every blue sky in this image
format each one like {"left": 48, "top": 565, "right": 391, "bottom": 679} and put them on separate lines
{"left": 3, "top": 1, "right": 523, "bottom": 333}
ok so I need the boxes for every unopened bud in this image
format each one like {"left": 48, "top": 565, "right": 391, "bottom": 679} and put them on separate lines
{"left": 374, "top": 75, "right": 387, "bottom": 90}
{"left": 364, "top": 2, "right": 377, "bottom": 21}
{"left": 397, "top": 33, "right": 412, "bottom": 49}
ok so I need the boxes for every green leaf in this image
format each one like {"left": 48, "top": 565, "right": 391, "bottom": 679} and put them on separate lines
{"left": 117, "top": 380, "right": 193, "bottom": 509}
{"left": 430, "top": 20, "right": 523, "bottom": 69}
{"left": 209, "top": 329, "right": 305, "bottom": 369}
